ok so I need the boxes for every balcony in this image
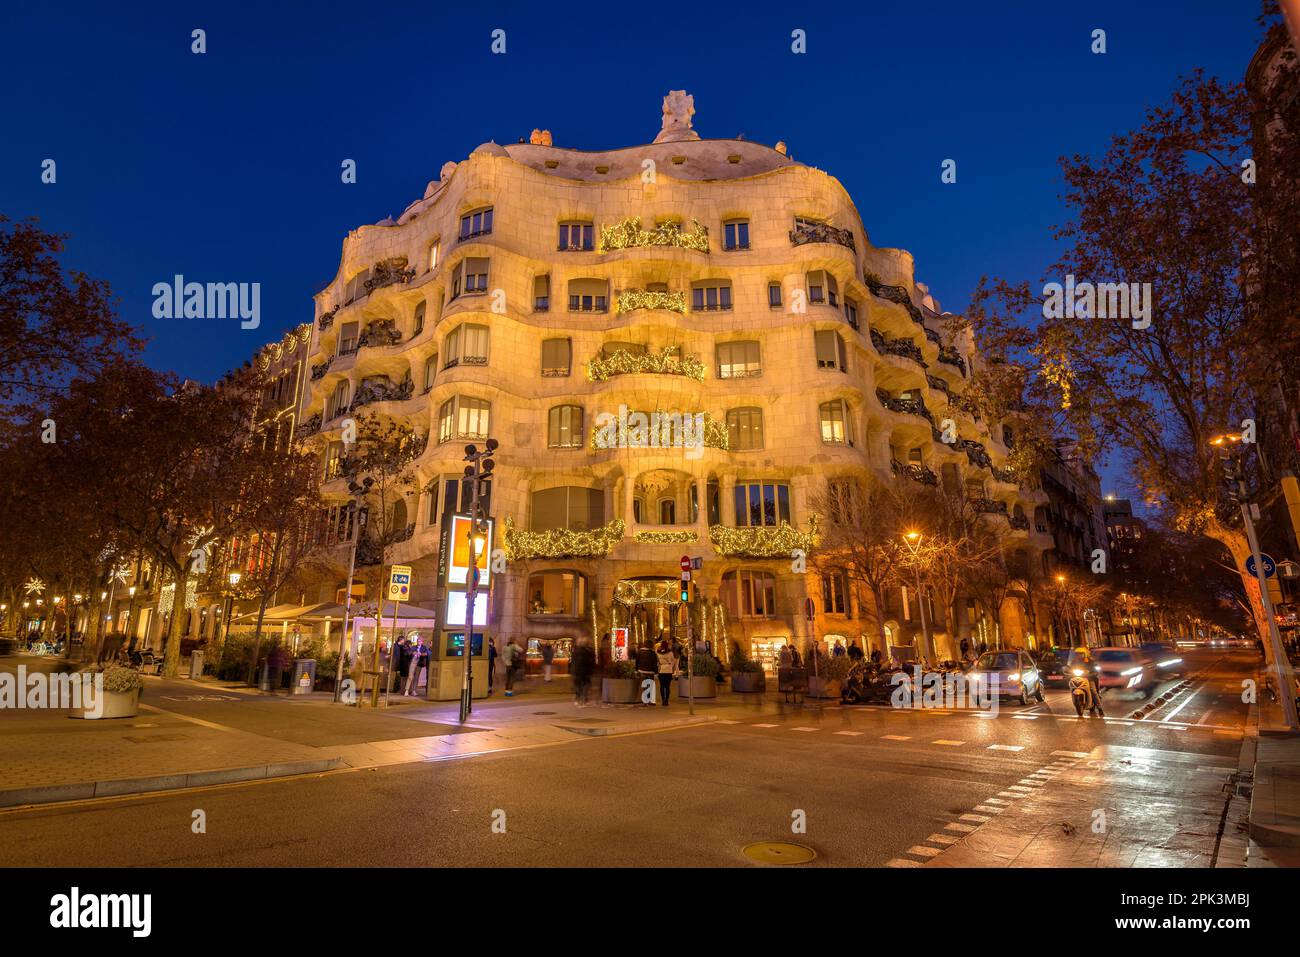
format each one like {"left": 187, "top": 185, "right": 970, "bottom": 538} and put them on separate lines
{"left": 991, "top": 465, "right": 1018, "bottom": 485}
{"left": 925, "top": 374, "right": 951, "bottom": 399}
{"left": 1009, "top": 514, "right": 1031, "bottom": 531}
{"left": 970, "top": 497, "right": 1009, "bottom": 517}
{"left": 708, "top": 517, "right": 819, "bottom": 558}
{"left": 938, "top": 346, "right": 967, "bottom": 376}
{"left": 586, "top": 347, "right": 706, "bottom": 383}
{"left": 923, "top": 327, "right": 942, "bottom": 346}
{"left": 351, "top": 378, "right": 414, "bottom": 411}
{"left": 311, "top": 356, "right": 334, "bottom": 381}
{"left": 790, "top": 221, "right": 855, "bottom": 253}
{"left": 317, "top": 306, "right": 338, "bottom": 331}
{"left": 296, "top": 413, "right": 321, "bottom": 438}
{"left": 959, "top": 439, "right": 992, "bottom": 469}
{"left": 503, "top": 518, "right": 626, "bottom": 560}
{"left": 363, "top": 257, "right": 415, "bottom": 295}
{"left": 871, "top": 330, "right": 925, "bottom": 366}
{"left": 876, "top": 388, "right": 933, "bottom": 423}
{"left": 891, "top": 459, "right": 938, "bottom": 486}
{"left": 359, "top": 321, "right": 402, "bottom": 350}
{"left": 863, "top": 274, "right": 924, "bottom": 324}
{"left": 598, "top": 217, "right": 709, "bottom": 254}
{"left": 617, "top": 289, "right": 687, "bottom": 315}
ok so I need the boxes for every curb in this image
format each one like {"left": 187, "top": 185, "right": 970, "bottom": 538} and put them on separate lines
{"left": 0, "top": 756, "right": 343, "bottom": 809}
{"left": 556, "top": 714, "right": 717, "bottom": 737}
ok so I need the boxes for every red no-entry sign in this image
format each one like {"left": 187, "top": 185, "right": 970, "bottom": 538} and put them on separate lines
{"left": 680, "top": 555, "right": 692, "bottom": 572}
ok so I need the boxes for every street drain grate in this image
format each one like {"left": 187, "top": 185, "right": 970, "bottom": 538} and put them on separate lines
{"left": 742, "top": 842, "right": 817, "bottom": 865}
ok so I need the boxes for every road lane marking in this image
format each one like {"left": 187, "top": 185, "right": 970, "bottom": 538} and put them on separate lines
{"left": 985, "top": 798, "right": 1012, "bottom": 805}
{"left": 716, "top": 720, "right": 741, "bottom": 725}
{"left": 1103, "top": 719, "right": 1134, "bottom": 726}
{"left": 1012, "top": 714, "right": 1038, "bottom": 720}
{"left": 928, "top": 833, "right": 961, "bottom": 845}
{"left": 791, "top": 727, "right": 818, "bottom": 732}
{"left": 975, "top": 805, "right": 1004, "bottom": 813}
{"left": 1160, "top": 690, "right": 1198, "bottom": 723}
{"left": 987, "top": 744, "right": 1023, "bottom": 751}
{"left": 752, "top": 723, "right": 778, "bottom": 728}
{"left": 832, "top": 731, "right": 863, "bottom": 736}
{"left": 945, "top": 822, "right": 977, "bottom": 832}
{"left": 1007, "top": 785, "right": 1034, "bottom": 792}
{"left": 960, "top": 814, "right": 990, "bottom": 823}
{"left": 907, "top": 845, "right": 942, "bottom": 857}
{"left": 996, "top": 791, "right": 1024, "bottom": 798}
{"left": 1052, "top": 750, "right": 1090, "bottom": 758}
{"left": 1018, "top": 779, "right": 1043, "bottom": 786}
{"left": 882, "top": 734, "right": 911, "bottom": 741}
{"left": 931, "top": 739, "right": 964, "bottom": 746}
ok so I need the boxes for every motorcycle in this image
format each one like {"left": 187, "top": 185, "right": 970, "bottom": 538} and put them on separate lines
{"left": 842, "top": 662, "right": 893, "bottom": 704}
{"left": 1068, "top": 666, "right": 1105, "bottom": 717}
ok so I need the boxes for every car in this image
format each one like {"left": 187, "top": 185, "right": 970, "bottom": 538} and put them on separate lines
{"left": 966, "top": 649, "right": 1044, "bottom": 705}
{"left": 1139, "top": 641, "right": 1186, "bottom": 677}
{"left": 1038, "top": 647, "right": 1094, "bottom": 688}
{"left": 1093, "top": 646, "right": 1157, "bottom": 697}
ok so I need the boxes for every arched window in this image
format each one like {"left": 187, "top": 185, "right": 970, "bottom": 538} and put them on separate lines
{"left": 818, "top": 399, "right": 851, "bottom": 445}
{"left": 726, "top": 407, "right": 764, "bottom": 451}
{"left": 548, "top": 405, "right": 584, "bottom": 448}
{"left": 721, "top": 569, "right": 777, "bottom": 618}
{"left": 527, "top": 571, "right": 587, "bottom": 617}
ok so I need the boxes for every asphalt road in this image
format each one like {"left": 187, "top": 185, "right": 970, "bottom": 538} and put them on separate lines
{"left": 0, "top": 649, "right": 1252, "bottom": 867}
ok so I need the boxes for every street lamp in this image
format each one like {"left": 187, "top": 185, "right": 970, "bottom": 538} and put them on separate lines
{"left": 901, "top": 530, "right": 934, "bottom": 663}
{"left": 335, "top": 478, "right": 372, "bottom": 703}
{"left": 460, "top": 438, "right": 497, "bottom": 722}
{"left": 1209, "top": 430, "right": 1299, "bottom": 730}
{"left": 220, "top": 571, "right": 241, "bottom": 676}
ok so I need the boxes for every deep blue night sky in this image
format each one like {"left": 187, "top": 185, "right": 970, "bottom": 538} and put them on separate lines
{"left": 0, "top": 1, "right": 1268, "bottom": 500}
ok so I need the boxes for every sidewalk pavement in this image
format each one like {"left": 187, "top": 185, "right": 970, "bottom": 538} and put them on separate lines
{"left": 1, "top": 663, "right": 780, "bottom": 809}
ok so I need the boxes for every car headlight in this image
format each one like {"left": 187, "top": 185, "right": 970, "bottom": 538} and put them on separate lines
{"left": 1121, "top": 666, "right": 1143, "bottom": 676}
{"left": 1158, "top": 658, "right": 1182, "bottom": 668}
{"left": 1007, "top": 672, "right": 1021, "bottom": 683}
{"left": 1071, "top": 668, "right": 1085, "bottom": 677}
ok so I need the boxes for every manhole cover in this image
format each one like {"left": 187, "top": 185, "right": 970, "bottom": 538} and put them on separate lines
{"left": 742, "top": 842, "right": 817, "bottom": 865}
{"left": 532, "top": 711, "right": 557, "bottom": 716}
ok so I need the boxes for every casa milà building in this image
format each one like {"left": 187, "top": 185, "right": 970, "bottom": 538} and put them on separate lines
{"left": 295, "top": 91, "right": 1052, "bottom": 680}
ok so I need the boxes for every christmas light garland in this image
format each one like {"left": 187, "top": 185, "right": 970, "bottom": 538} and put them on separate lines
{"left": 708, "top": 516, "right": 820, "bottom": 558}
{"left": 597, "top": 217, "right": 710, "bottom": 254}
{"left": 634, "top": 529, "right": 699, "bottom": 544}
{"left": 589, "top": 412, "right": 729, "bottom": 450}
{"left": 586, "top": 346, "right": 706, "bottom": 382}
{"left": 503, "top": 518, "right": 626, "bottom": 560}
{"left": 617, "top": 289, "right": 688, "bottom": 314}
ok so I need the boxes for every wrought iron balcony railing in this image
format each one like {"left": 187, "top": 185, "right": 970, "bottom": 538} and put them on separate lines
{"left": 970, "top": 497, "right": 1009, "bottom": 516}
{"left": 790, "top": 221, "right": 856, "bottom": 252}
{"left": 317, "top": 306, "right": 338, "bottom": 330}
{"left": 891, "top": 458, "right": 938, "bottom": 486}
{"left": 863, "top": 274, "right": 924, "bottom": 324}
{"left": 959, "top": 438, "right": 992, "bottom": 469}
{"left": 363, "top": 257, "right": 415, "bottom": 294}
{"left": 938, "top": 346, "right": 967, "bottom": 376}
{"left": 1009, "top": 514, "right": 1031, "bottom": 531}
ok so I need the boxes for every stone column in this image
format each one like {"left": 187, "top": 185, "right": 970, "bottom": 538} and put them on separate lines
{"left": 721, "top": 475, "right": 736, "bottom": 526}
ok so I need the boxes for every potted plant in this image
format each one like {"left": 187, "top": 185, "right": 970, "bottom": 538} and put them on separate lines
{"left": 80, "top": 664, "right": 143, "bottom": 719}
{"left": 601, "top": 659, "right": 642, "bottom": 704}
{"left": 810, "top": 653, "right": 852, "bottom": 699}
{"left": 729, "top": 642, "right": 766, "bottom": 693}
{"left": 676, "top": 653, "right": 718, "bottom": 699}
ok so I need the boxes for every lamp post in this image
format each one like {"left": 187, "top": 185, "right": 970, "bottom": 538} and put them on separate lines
{"left": 220, "top": 571, "right": 241, "bottom": 673}
{"left": 335, "top": 479, "right": 371, "bottom": 703}
{"left": 1210, "top": 431, "right": 1299, "bottom": 730}
{"left": 460, "top": 438, "right": 497, "bottom": 723}
{"left": 902, "top": 530, "right": 934, "bottom": 663}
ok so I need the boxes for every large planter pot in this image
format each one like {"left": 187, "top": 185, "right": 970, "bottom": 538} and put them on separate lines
{"left": 601, "top": 677, "right": 641, "bottom": 704}
{"left": 81, "top": 688, "right": 141, "bottom": 720}
{"left": 807, "top": 676, "right": 842, "bottom": 699}
{"left": 675, "top": 675, "right": 716, "bottom": 699}
{"left": 731, "top": 672, "right": 766, "bottom": 693}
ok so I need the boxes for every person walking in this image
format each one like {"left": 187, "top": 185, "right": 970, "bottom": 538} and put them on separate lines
{"left": 571, "top": 637, "right": 595, "bottom": 706}
{"left": 833, "top": 640, "right": 845, "bottom": 657}
{"left": 404, "top": 634, "right": 427, "bottom": 696}
{"left": 541, "top": 640, "right": 555, "bottom": 683}
{"left": 655, "top": 639, "right": 676, "bottom": 707}
{"left": 779, "top": 643, "right": 793, "bottom": 668}
{"left": 487, "top": 637, "right": 498, "bottom": 694}
{"left": 847, "top": 640, "right": 864, "bottom": 662}
{"left": 960, "top": 637, "right": 971, "bottom": 660}
{"left": 503, "top": 638, "right": 525, "bottom": 696}
{"left": 790, "top": 645, "right": 803, "bottom": 669}
{"left": 395, "top": 635, "right": 412, "bottom": 694}
{"left": 266, "top": 641, "right": 288, "bottom": 695}
{"left": 635, "top": 639, "right": 658, "bottom": 705}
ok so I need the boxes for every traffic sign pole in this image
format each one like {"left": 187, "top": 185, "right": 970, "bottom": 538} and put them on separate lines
{"left": 1241, "top": 503, "right": 1299, "bottom": 730}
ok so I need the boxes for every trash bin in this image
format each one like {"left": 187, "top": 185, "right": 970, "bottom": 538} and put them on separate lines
{"left": 291, "top": 658, "right": 316, "bottom": 695}
{"left": 189, "top": 650, "right": 204, "bottom": 679}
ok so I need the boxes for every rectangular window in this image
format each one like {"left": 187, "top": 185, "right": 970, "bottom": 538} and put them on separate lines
{"left": 459, "top": 207, "right": 493, "bottom": 241}
{"left": 461, "top": 324, "right": 489, "bottom": 363}
{"left": 691, "top": 281, "right": 733, "bottom": 311}
{"left": 558, "top": 222, "right": 594, "bottom": 251}
{"left": 726, "top": 408, "right": 764, "bottom": 451}
{"left": 844, "top": 298, "right": 858, "bottom": 329}
{"left": 822, "top": 573, "right": 847, "bottom": 614}
{"left": 413, "top": 301, "right": 426, "bottom": 336}
{"left": 723, "top": 220, "right": 750, "bottom": 251}
{"left": 453, "top": 257, "right": 489, "bottom": 297}
{"left": 814, "top": 330, "right": 847, "bottom": 371}
{"left": 423, "top": 355, "right": 437, "bottom": 392}
{"left": 428, "top": 241, "right": 440, "bottom": 273}
{"left": 339, "top": 321, "right": 359, "bottom": 355}
{"left": 541, "top": 337, "right": 571, "bottom": 377}
{"left": 534, "top": 274, "right": 550, "bottom": 312}
{"left": 458, "top": 396, "right": 490, "bottom": 439}
{"left": 768, "top": 282, "right": 782, "bottom": 308}
{"left": 717, "top": 340, "right": 761, "bottom": 378}
{"left": 567, "top": 279, "right": 609, "bottom": 313}
{"left": 734, "top": 482, "right": 791, "bottom": 527}
{"left": 425, "top": 482, "right": 440, "bottom": 525}
{"left": 807, "top": 270, "right": 827, "bottom": 304}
